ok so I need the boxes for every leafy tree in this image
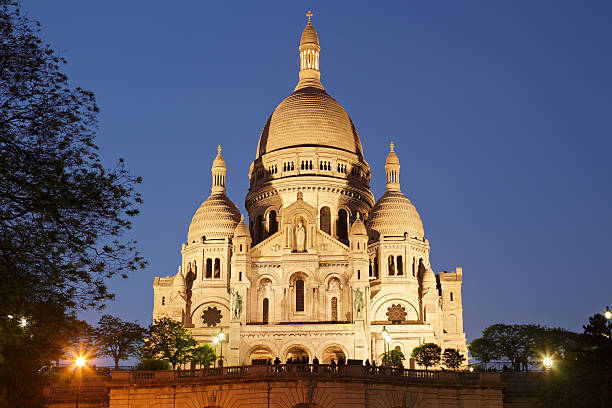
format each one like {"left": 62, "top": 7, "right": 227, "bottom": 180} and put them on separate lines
{"left": 135, "top": 359, "right": 171, "bottom": 371}
{"left": 481, "top": 324, "right": 539, "bottom": 371}
{"left": 382, "top": 349, "right": 405, "bottom": 367}
{"left": 468, "top": 337, "right": 498, "bottom": 369}
{"left": 94, "top": 315, "right": 146, "bottom": 369}
{"left": 190, "top": 344, "right": 217, "bottom": 369}
{"left": 0, "top": 1, "right": 143, "bottom": 404}
{"left": 538, "top": 313, "right": 612, "bottom": 408}
{"left": 140, "top": 318, "right": 197, "bottom": 369}
{"left": 442, "top": 348, "right": 465, "bottom": 371}
{"left": 411, "top": 343, "right": 441, "bottom": 370}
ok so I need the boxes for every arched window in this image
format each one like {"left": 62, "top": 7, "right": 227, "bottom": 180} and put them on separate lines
{"left": 369, "top": 259, "right": 373, "bottom": 277}
{"left": 214, "top": 258, "right": 220, "bottom": 278}
{"left": 206, "top": 258, "right": 212, "bottom": 279}
{"left": 256, "top": 214, "right": 263, "bottom": 243}
{"left": 337, "top": 209, "right": 348, "bottom": 243}
{"left": 295, "top": 279, "right": 304, "bottom": 312}
{"left": 320, "top": 206, "right": 331, "bottom": 235}
{"left": 263, "top": 298, "right": 269, "bottom": 324}
{"left": 268, "top": 210, "right": 278, "bottom": 235}
{"left": 412, "top": 257, "right": 416, "bottom": 277}
{"left": 161, "top": 296, "right": 165, "bottom": 305}
{"left": 374, "top": 256, "right": 379, "bottom": 278}
{"left": 397, "top": 256, "right": 403, "bottom": 276}
{"left": 388, "top": 255, "right": 395, "bottom": 276}
{"left": 450, "top": 292, "right": 454, "bottom": 302}
{"left": 331, "top": 297, "right": 338, "bottom": 321}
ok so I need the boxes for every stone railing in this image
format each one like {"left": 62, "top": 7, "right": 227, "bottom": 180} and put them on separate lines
{"left": 111, "top": 364, "right": 500, "bottom": 386}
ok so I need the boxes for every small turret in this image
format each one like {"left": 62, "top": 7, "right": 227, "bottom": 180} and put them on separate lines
{"left": 211, "top": 145, "right": 227, "bottom": 195}
{"left": 385, "top": 141, "right": 400, "bottom": 192}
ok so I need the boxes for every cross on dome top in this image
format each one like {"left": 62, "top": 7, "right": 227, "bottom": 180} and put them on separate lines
{"left": 390, "top": 141, "right": 395, "bottom": 152}
{"left": 217, "top": 144, "right": 222, "bottom": 154}
{"left": 306, "top": 10, "right": 313, "bottom": 24}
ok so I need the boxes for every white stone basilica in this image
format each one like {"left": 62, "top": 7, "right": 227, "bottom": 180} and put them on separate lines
{"left": 153, "top": 15, "right": 467, "bottom": 368}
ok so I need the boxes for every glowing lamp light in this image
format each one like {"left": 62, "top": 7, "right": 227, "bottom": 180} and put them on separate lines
{"left": 20, "top": 317, "right": 27, "bottom": 327}
{"left": 604, "top": 306, "right": 612, "bottom": 320}
{"left": 75, "top": 356, "right": 86, "bottom": 368}
{"left": 212, "top": 337, "right": 219, "bottom": 345}
{"left": 469, "top": 367, "right": 474, "bottom": 372}
{"left": 542, "top": 357, "right": 553, "bottom": 369}
{"left": 218, "top": 329, "right": 225, "bottom": 341}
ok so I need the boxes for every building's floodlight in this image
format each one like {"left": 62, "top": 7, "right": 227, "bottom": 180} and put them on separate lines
{"left": 543, "top": 357, "right": 553, "bottom": 369}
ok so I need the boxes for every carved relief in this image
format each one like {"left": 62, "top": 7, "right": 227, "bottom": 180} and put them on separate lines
{"left": 386, "top": 304, "right": 407, "bottom": 324}
{"left": 201, "top": 306, "right": 222, "bottom": 327}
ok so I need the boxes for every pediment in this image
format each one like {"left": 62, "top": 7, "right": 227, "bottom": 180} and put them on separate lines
{"left": 315, "top": 229, "right": 349, "bottom": 255}
{"left": 249, "top": 230, "right": 285, "bottom": 257}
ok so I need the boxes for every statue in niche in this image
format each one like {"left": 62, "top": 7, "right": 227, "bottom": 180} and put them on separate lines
{"left": 295, "top": 220, "right": 306, "bottom": 252}
{"left": 353, "top": 288, "right": 364, "bottom": 319}
{"left": 231, "top": 288, "right": 242, "bottom": 320}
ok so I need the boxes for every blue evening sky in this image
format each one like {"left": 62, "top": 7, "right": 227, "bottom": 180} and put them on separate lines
{"left": 24, "top": 1, "right": 612, "bottom": 346}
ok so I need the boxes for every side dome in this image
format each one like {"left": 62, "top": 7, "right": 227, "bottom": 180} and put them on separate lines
{"left": 367, "top": 142, "right": 424, "bottom": 240}
{"left": 187, "top": 194, "right": 241, "bottom": 243}
{"left": 187, "top": 145, "right": 241, "bottom": 243}
{"left": 367, "top": 191, "right": 425, "bottom": 240}
{"left": 256, "top": 87, "right": 364, "bottom": 159}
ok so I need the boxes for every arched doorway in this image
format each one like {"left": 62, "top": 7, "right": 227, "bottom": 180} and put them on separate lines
{"left": 321, "top": 345, "right": 346, "bottom": 364}
{"left": 248, "top": 345, "right": 274, "bottom": 365}
{"left": 268, "top": 210, "right": 278, "bottom": 235}
{"left": 284, "top": 345, "right": 309, "bottom": 362}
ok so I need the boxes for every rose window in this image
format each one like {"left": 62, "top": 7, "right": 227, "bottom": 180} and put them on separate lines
{"left": 386, "top": 304, "right": 407, "bottom": 324}
{"left": 201, "top": 306, "right": 222, "bottom": 327}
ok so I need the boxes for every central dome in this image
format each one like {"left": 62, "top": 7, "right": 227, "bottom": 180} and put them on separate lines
{"left": 256, "top": 87, "right": 364, "bottom": 159}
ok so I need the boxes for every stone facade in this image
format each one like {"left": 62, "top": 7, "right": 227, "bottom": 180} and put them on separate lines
{"left": 107, "top": 368, "right": 505, "bottom": 408}
{"left": 153, "top": 15, "right": 467, "bottom": 368}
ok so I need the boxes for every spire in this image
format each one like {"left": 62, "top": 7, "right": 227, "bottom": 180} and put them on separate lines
{"left": 385, "top": 141, "right": 401, "bottom": 191}
{"left": 211, "top": 144, "right": 227, "bottom": 195}
{"left": 295, "top": 10, "right": 324, "bottom": 91}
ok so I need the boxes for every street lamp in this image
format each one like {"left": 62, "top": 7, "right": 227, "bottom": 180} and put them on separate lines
{"left": 604, "top": 306, "right": 612, "bottom": 320}
{"left": 217, "top": 328, "right": 225, "bottom": 367}
{"left": 74, "top": 355, "right": 87, "bottom": 408}
{"left": 212, "top": 336, "right": 219, "bottom": 368}
{"left": 542, "top": 357, "right": 553, "bottom": 370}
{"left": 381, "top": 326, "right": 391, "bottom": 367}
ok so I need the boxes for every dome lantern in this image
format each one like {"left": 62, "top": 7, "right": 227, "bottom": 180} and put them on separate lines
{"left": 385, "top": 141, "right": 401, "bottom": 192}
{"left": 296, "top": 11, "right": 323, "bottom": 91}
{"left": 211, "top": 145, "right": 227, "bottom": 195}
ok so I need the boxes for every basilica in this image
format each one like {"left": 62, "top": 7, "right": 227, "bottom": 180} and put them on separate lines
{"left": 152, "top": 15, "right": 467, "bottom": 368}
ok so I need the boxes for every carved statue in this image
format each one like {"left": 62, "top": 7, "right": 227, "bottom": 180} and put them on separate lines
{"left": 231, "top": 288, "right": 242, "bottom": 320}
{"left": 353, "top": 288, "right": 364, "bottom": 318}
{"left": 295, "top": 221, "right": 306, "bottom": 252}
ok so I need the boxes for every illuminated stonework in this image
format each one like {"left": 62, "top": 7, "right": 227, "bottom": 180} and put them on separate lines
{"left": 153, "top": 13, "right": 467, "bottom": 368}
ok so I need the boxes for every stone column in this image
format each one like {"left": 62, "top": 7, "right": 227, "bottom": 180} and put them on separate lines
{"left": 228, "top": 320, "right": 241, "bottom": 366}
{"left": 354, "top": 318, "right": 365, "bottom": 361}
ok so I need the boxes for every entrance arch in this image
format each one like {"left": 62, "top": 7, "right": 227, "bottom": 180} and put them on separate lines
{"left": 247, "top": 345, "right": 274, "bottom": 365}
{"left": 283, "top": 345, "right": 310, "bottom": 362}
{"left": 320, "top": 344, "right": 347, "bottom": 364}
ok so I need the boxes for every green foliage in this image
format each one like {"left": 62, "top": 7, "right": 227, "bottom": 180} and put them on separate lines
{"left": 468, "top": 337, "right": 498, "bottom": 369}
{"left": 94, "top": 315, "right": 146, "bottom": 369}
{"left": 140, "top": 318, "right": 197, "bottom": 369}
{"left": 190, "top": 344, "right": 217, "bottom": 368}
{"left": 411, "top": 343, "right": 441, "bottom": 370}
{"left": 442, "top": 348, "right": 465, "bottom": 371}
{"left": 538, "top": 313, "right": 612, "bottom": 408}
{"left": 0, "top": 1, "right": 143, "bottom": 404}
{"left": 135, "top": 359, "right": 171, "bottom": 371}
{"left": 382, "top": 349, "right": 405, "bottom": 367}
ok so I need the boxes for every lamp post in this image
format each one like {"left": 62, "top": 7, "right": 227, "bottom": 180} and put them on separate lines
{"left": 604, "top": 306, "right": 612, "bottom": 321}
{"left": 217, "top": 328, "right": 225, "bottom": 367}
{"left": 381, "top": 326, "right": 391, "bottom": 367}
{"left": 74, "top": 356, "right": 86, "bottom": 408}
{"left": 542, "top": 357, "right": 553, "bottom": 370}
{"left": 212, "top": 336, "right": 219, "bottom": 368}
